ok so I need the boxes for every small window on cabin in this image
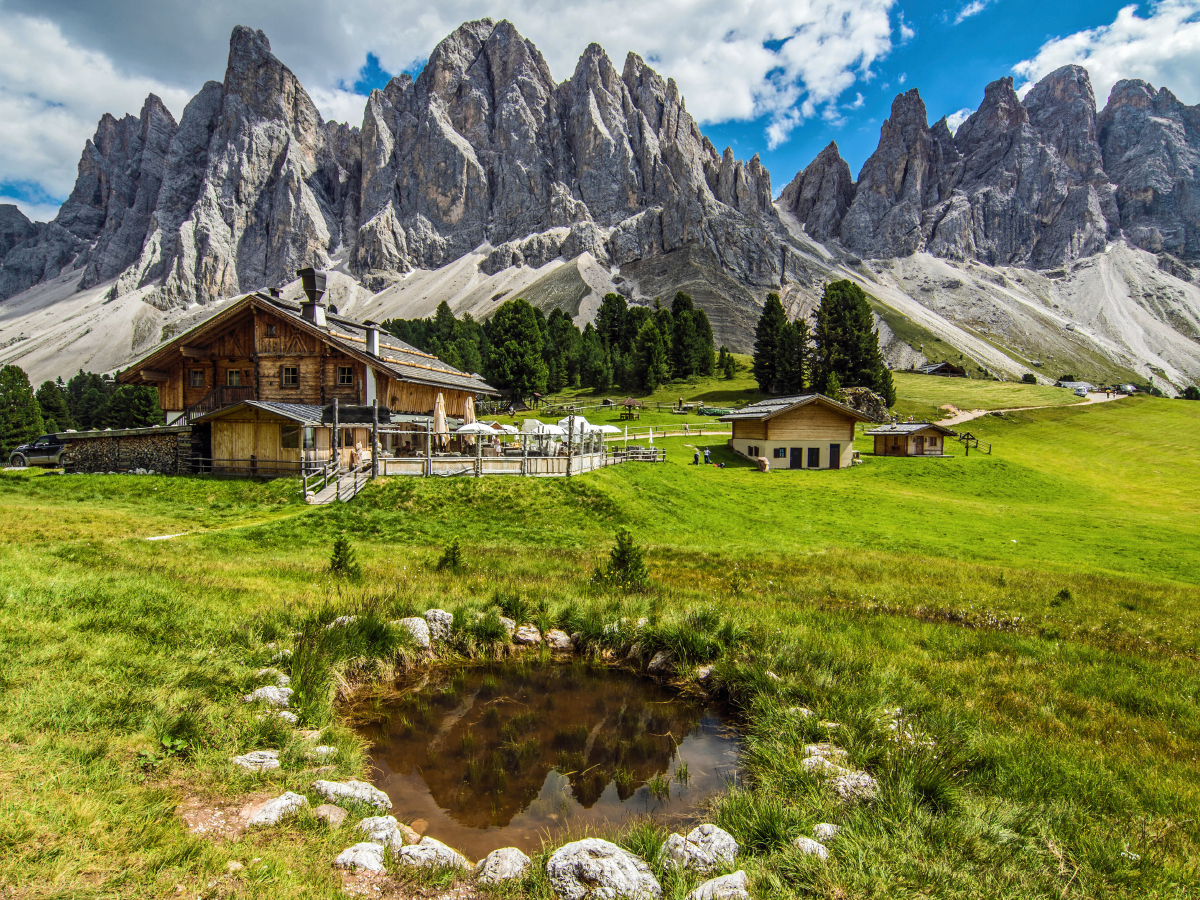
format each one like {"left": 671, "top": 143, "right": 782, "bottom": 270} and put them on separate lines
{"left": 281, "top": 425, "right": 300, "bottom": 450}
{"left": 303, "top": 427, "right": 315, "bottom": 450}
{"left": 189, "top": 370, "right": 204, "bottom": 388}
{"left": 338, "top": 366, "right": 353, "bottom": 386}
{"left": 267, "top": 324, "right": 276, "bottom": 336}
{"left": 282, "top": 366, "right": 298, "bottom": 387}
{"left": 773, "top": 447, "right": 787, "bottom": 459}
{"left": 226, "top": 370, "right": 241, "bottom": 386}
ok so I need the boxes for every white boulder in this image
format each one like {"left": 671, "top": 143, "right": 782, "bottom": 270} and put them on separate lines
{"left": 685, "top": 871, "right": 750, "bottom": 900}
{"left": 232, "top": 749, "right": 280, "bottom": 772}
{"left": 793, "top": 837, "right": 829, "bottom": 860}
{"left": 357, "top": 815, "right": 418, "bottom": 851}
{"left": 243, "top": 686, "right": 292, "bottom": 708}
{"left": 395, "top": 616, "right": 431, "bottom": 649}
{"left": 396, "top": 836, "right": 472, "bottom": 870}
{"left": 545, "top": 629, "right": 574, "bottom": 651}
{"left": 313, "top": 779, "right": 392, "bottom": 810}
{"left": 514, "top": 624, "right": 542, "bottom": 645}
{"left": 659, "top": 824, "right": 738, "bottom": 875}
{"left": 477, "top": 846, "right": 532, "bottom": 883}
{"left": 247, "top": 791, "right": 308, "bottom": 826}
{"left": 546, "top": 838, "right": 662, "bottom": 900}
{"left": 813, "top": 823, "right": 840, "bottom": 841}
{"left": 424, "top": 608, "right": 454, "bottom": 641}
{"left": 334, "top": 842, "right": 386, "bottom": 873}
{"left": 306, "top": 745, "right": 338, "bottom": 760}
{"left": 832, "top": 770, "right": 879, "bottom": 803}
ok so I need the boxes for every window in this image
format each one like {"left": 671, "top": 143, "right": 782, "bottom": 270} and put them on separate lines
{"left": 747, "top": 445, "right": 759, "bottom": 457}
{"left": 773, "top": 447, "right": 787, "bottom": 459}
{"left": 267, "top": 324, "right": 276, "bottom": 336}
{"left": 226, "top": 370, "right": 241, "bottom": 386}
{"left": 189, "top": 369, "right": 205, "bottom": 388}
{"left": 281, "top": 425, "right": 300, "bottom": 449}
{"left": 282, "top": 366, "right": 298, "bottom": 387}
{"left": 337, "top": 366, "right": 353, "bottom": 386}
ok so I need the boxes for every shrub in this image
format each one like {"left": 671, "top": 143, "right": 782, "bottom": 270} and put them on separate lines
{"left": 437, "top": 537, "right": 466, "bottom": 572}
{"left": 643, "top": 605, "right": 746, "bottom": 665}
{"left": 593, "top": 528, "right": 650, "bottom": 591}
{"left": 1051, "top": 587, "right": 1072, "bottom": 607}
{"left": 1022, "top": 373, "right": 1037, "bottom": 384}
{"left": 329, "top": 533, "right": 360, "bottom": 578}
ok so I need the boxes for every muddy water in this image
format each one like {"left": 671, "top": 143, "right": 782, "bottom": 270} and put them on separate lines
{"left": 358, "top": 663, "right": 740, "bottom": 859}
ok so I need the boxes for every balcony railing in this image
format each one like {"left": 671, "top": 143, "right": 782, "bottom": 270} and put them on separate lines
{"left": 186, "top": 385, "right": 255, "bottom": 422}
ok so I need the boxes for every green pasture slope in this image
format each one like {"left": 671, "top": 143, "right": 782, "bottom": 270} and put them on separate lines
{"left": 0, "top": 395, "right": 1197, "bottom": 898}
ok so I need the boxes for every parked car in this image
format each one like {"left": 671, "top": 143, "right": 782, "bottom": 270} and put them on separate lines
{"left": 1073, "top": 387, "right": 1089, "bottom": 397}
{"left": 8, "top": 434, "right": 66, "bottom": 468}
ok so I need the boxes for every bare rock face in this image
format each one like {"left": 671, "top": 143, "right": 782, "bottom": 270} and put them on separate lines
{"left": 115, "top": 26, "right": 358, "bottom": 308}
{"left": 777, "top": 142, "right": 854, "bottom": 243}
{"left": 1098, "top": 79, "right": 1200, "bottom": 260}
{"left": 352, "top": 19, "right": 782, "bottom": 292}
{"left": 0, "top": 205, "right": 38, "bottom": 259}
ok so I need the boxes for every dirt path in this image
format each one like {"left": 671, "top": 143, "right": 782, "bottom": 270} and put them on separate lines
{"left": 936, "top": 392, "right": 1128, "bottom": 427}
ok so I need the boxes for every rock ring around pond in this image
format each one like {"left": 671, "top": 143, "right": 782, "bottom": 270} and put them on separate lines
{"left": 513, "top": 624, "right": 542, "bottom": 645}
{"left": 313, "top": 779, "right": 392, "bottom": 810}
{"left": 333, "top": 842, "right": 386, "bottom": 873}
{"left": 686, "top": 870, "right": 750, "bottom": 900}
{"left": 424, "top": 608, "right": 453, "bottom": 642}
{"left": 477, "top": 846, "right": 532, "bottom": 883}
{"left": 547, "top": 838, "right": 662, "bottom": 900}
{"left": 658, "top": 824, "right": 738, "bottom": 875}
{"left": 356, "top": 815, "right": 421, "bottom": 851}
{"left": 246, "top": 791, "right": 307, "bottom": 826}
{"left": 396, "top": 836, "right": 472, "bottom": 870}
{"left": 232, "top": 749, "right": 280, "bottom": 772}
{"left": 394, "top": 617, "right": 431, "bottom": 648}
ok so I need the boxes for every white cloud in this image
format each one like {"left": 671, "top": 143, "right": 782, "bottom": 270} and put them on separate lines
{"left": 0, "top": 15, "right": 192, "bottom": 204}
{"left": 954, "top": 0, "right": 992, "bottom": 25}
{"left": 1013, "top": 0, "right": 1200, "bottom": 106}
{"left": 945, "top": 107, "right": 973, "bottom": 133}
{"left": 0, "top": 0, "right": 901, "bottom": 205}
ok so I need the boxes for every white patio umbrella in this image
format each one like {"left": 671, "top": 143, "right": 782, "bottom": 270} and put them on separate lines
{"left": 495, "top": 424, "right": 520, "bottom": 434}
{"left": 596, "top": 424, "right": 621, "bottom": 434}
{"left": 557, "top": 414, "right": 596, "bottom": 432}
{"left": 432, "top": 392, "right": 447, "bottom": 450}
{"left": 461, "top": 395, "right": 477, "bottom": 448}
{"left": 455, "top": 422, "right": 496, "bottom": 434}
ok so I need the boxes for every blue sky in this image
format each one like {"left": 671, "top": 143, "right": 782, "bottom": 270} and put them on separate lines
{"left": 3, "top": 0, "right": 1200, "bottom": 219}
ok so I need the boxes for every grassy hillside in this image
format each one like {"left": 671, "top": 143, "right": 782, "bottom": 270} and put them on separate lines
{"left": 890, "top": 371, "right": 1087, "bottom": 420}
{"left": 1, "top": 396, "right": 1197, "bottom": 898}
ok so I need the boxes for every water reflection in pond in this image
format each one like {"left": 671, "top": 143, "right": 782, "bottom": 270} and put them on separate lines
{"left": 358, "top": 662, "right": 740, "bottom": 859}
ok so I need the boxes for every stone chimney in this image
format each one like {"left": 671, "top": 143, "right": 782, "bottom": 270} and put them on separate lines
{"left": 296, "top": 267, "right": 327, "bottom": 327}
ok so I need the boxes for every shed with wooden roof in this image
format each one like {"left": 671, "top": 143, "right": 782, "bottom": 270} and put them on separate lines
{"left": 864, "top": 422, "right": 957, "bottom": 456}
{"left": 718, "top": 394, "right": 873, "bottom": 470}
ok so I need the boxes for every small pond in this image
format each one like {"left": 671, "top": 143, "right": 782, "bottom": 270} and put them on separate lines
{"left": 357, "top": 663, "right": 741, "bottom": 859}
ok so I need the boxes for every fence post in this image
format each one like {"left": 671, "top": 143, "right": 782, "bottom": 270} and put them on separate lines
{"left": 425, "top": 423, "right": 432, "bottom": 477}
{"left": 371, "top": 401, "right": 379, "bottom": 479}
{"left": 521, "top": 433, "right": 527, "bottom": 476}
{"left": 333, "top": 398, "right": 340, "bottom": 472}
{"left": 476, "top": 431, "right": 482, "bottom": 477}
{"left": 567, "top": 416, "right": 574, "bottom": 477}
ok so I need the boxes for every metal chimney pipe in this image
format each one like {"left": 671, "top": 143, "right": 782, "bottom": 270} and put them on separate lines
{"left": 364, "top": 320, "right": 380, "bottom": 357}
{"left": 296, "top": 267, "right": 328, "bottom": 327}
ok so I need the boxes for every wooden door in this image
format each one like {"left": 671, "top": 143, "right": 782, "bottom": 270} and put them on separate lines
{"left": 790, "top": 448, "right": 802, "bottom": 469}
{"left": 807, "top": 447, "right": 820, "bottom": 468}
{"left": 915, "top": 436, "right": 924, "bottom": 455}
{"left": 829, "top": 443, "right": 840, "bottom": 470}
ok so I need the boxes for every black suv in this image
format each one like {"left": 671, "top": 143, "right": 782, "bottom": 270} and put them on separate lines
{"left": 9, "top": 435, "right": 66, "bottom": 468}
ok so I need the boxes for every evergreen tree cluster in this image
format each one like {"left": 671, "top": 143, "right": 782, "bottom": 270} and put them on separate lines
{"left": 0, "top": 366, "right": 164, "bottom": 456}
{"left": 383, "top": 292, "right": 716, "bottom": 398}
{"left": 751, "top": 280, "right": 895, "bottom": 407}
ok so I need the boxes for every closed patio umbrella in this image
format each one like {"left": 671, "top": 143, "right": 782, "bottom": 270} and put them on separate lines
{"left": 461, "top": 395, "right": 477, "bottom": 448}
{"left": 432, "top": 393, "right": 447, "bottom": 450}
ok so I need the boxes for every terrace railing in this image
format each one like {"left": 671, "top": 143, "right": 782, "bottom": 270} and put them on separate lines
{"left": 186, "top": 385, "right": 255, "bottom": 422}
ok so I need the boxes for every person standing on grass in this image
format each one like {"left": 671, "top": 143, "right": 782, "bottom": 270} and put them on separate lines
{"left": 693, "top": 449, "right": 699, "bottom": 465}
{"left": 704, "top": 447, "right": 711, "bottom": 464}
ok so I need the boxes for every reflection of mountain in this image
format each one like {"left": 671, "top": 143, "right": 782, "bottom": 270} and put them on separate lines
{"left": 365, "top": 664, "right": 705, "bottom": 829}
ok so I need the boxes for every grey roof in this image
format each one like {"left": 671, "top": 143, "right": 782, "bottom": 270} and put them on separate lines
{"left": 195, "top": 400, "right": 323, "bottom": 425}
{"left": 865, "top": 422, "right": 956, "bottom": 436}
{"left": 718, "top": 393, "right": 870, "bottom": 422}
{"left": 1057, "top": 381, "right": 1095, "bottom": 390}
{"left": 256, "top": 294, "right": 497, "bottom": 395}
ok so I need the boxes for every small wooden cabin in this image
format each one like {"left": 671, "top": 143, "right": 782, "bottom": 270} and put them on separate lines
{"left": 917, "top": 362, "right": 967, "bottom": 378}
{"left": 118, "top": 273, "right": 496, "bottom": 472}
{"left": 718, "top": 394, "right": 873, "bottom": 470}
{"left": 865, "top": 422, "right": 957, "bottom": 456}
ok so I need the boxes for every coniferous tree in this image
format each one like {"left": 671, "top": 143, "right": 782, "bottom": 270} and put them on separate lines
{"left": 36, "top": 380, "right": 74, "bottom": 432}
{"left": 776, "top": 322, "right": 807, "bottom": 394}
{"left": 752, "top": 293, "right": 788, "bottom": 393}
{"left": 0, "top": 365, "right": 45, "bottom": 455}
{"left": 580, "top": 324, "right": 611, "bottom": 390}
{"left": 105, "top": 385, "right": 164, "bottom": 429}
{"left": 595, "top": 293, "right": 629, "bottom": 352}
{"left": 633, "top": 319, "right": 670, "bottom": 392}
{"left": 811, "top": 280, "right": 895, "bottom": 406}
{"left": 654, "top": 303, "right": 675, "bottom": 376}
{"left": 693, "top": 308, "right": 716, "bottom": 375}
{"left": 485, "top": 298, "right": 548, "bottom": 398}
